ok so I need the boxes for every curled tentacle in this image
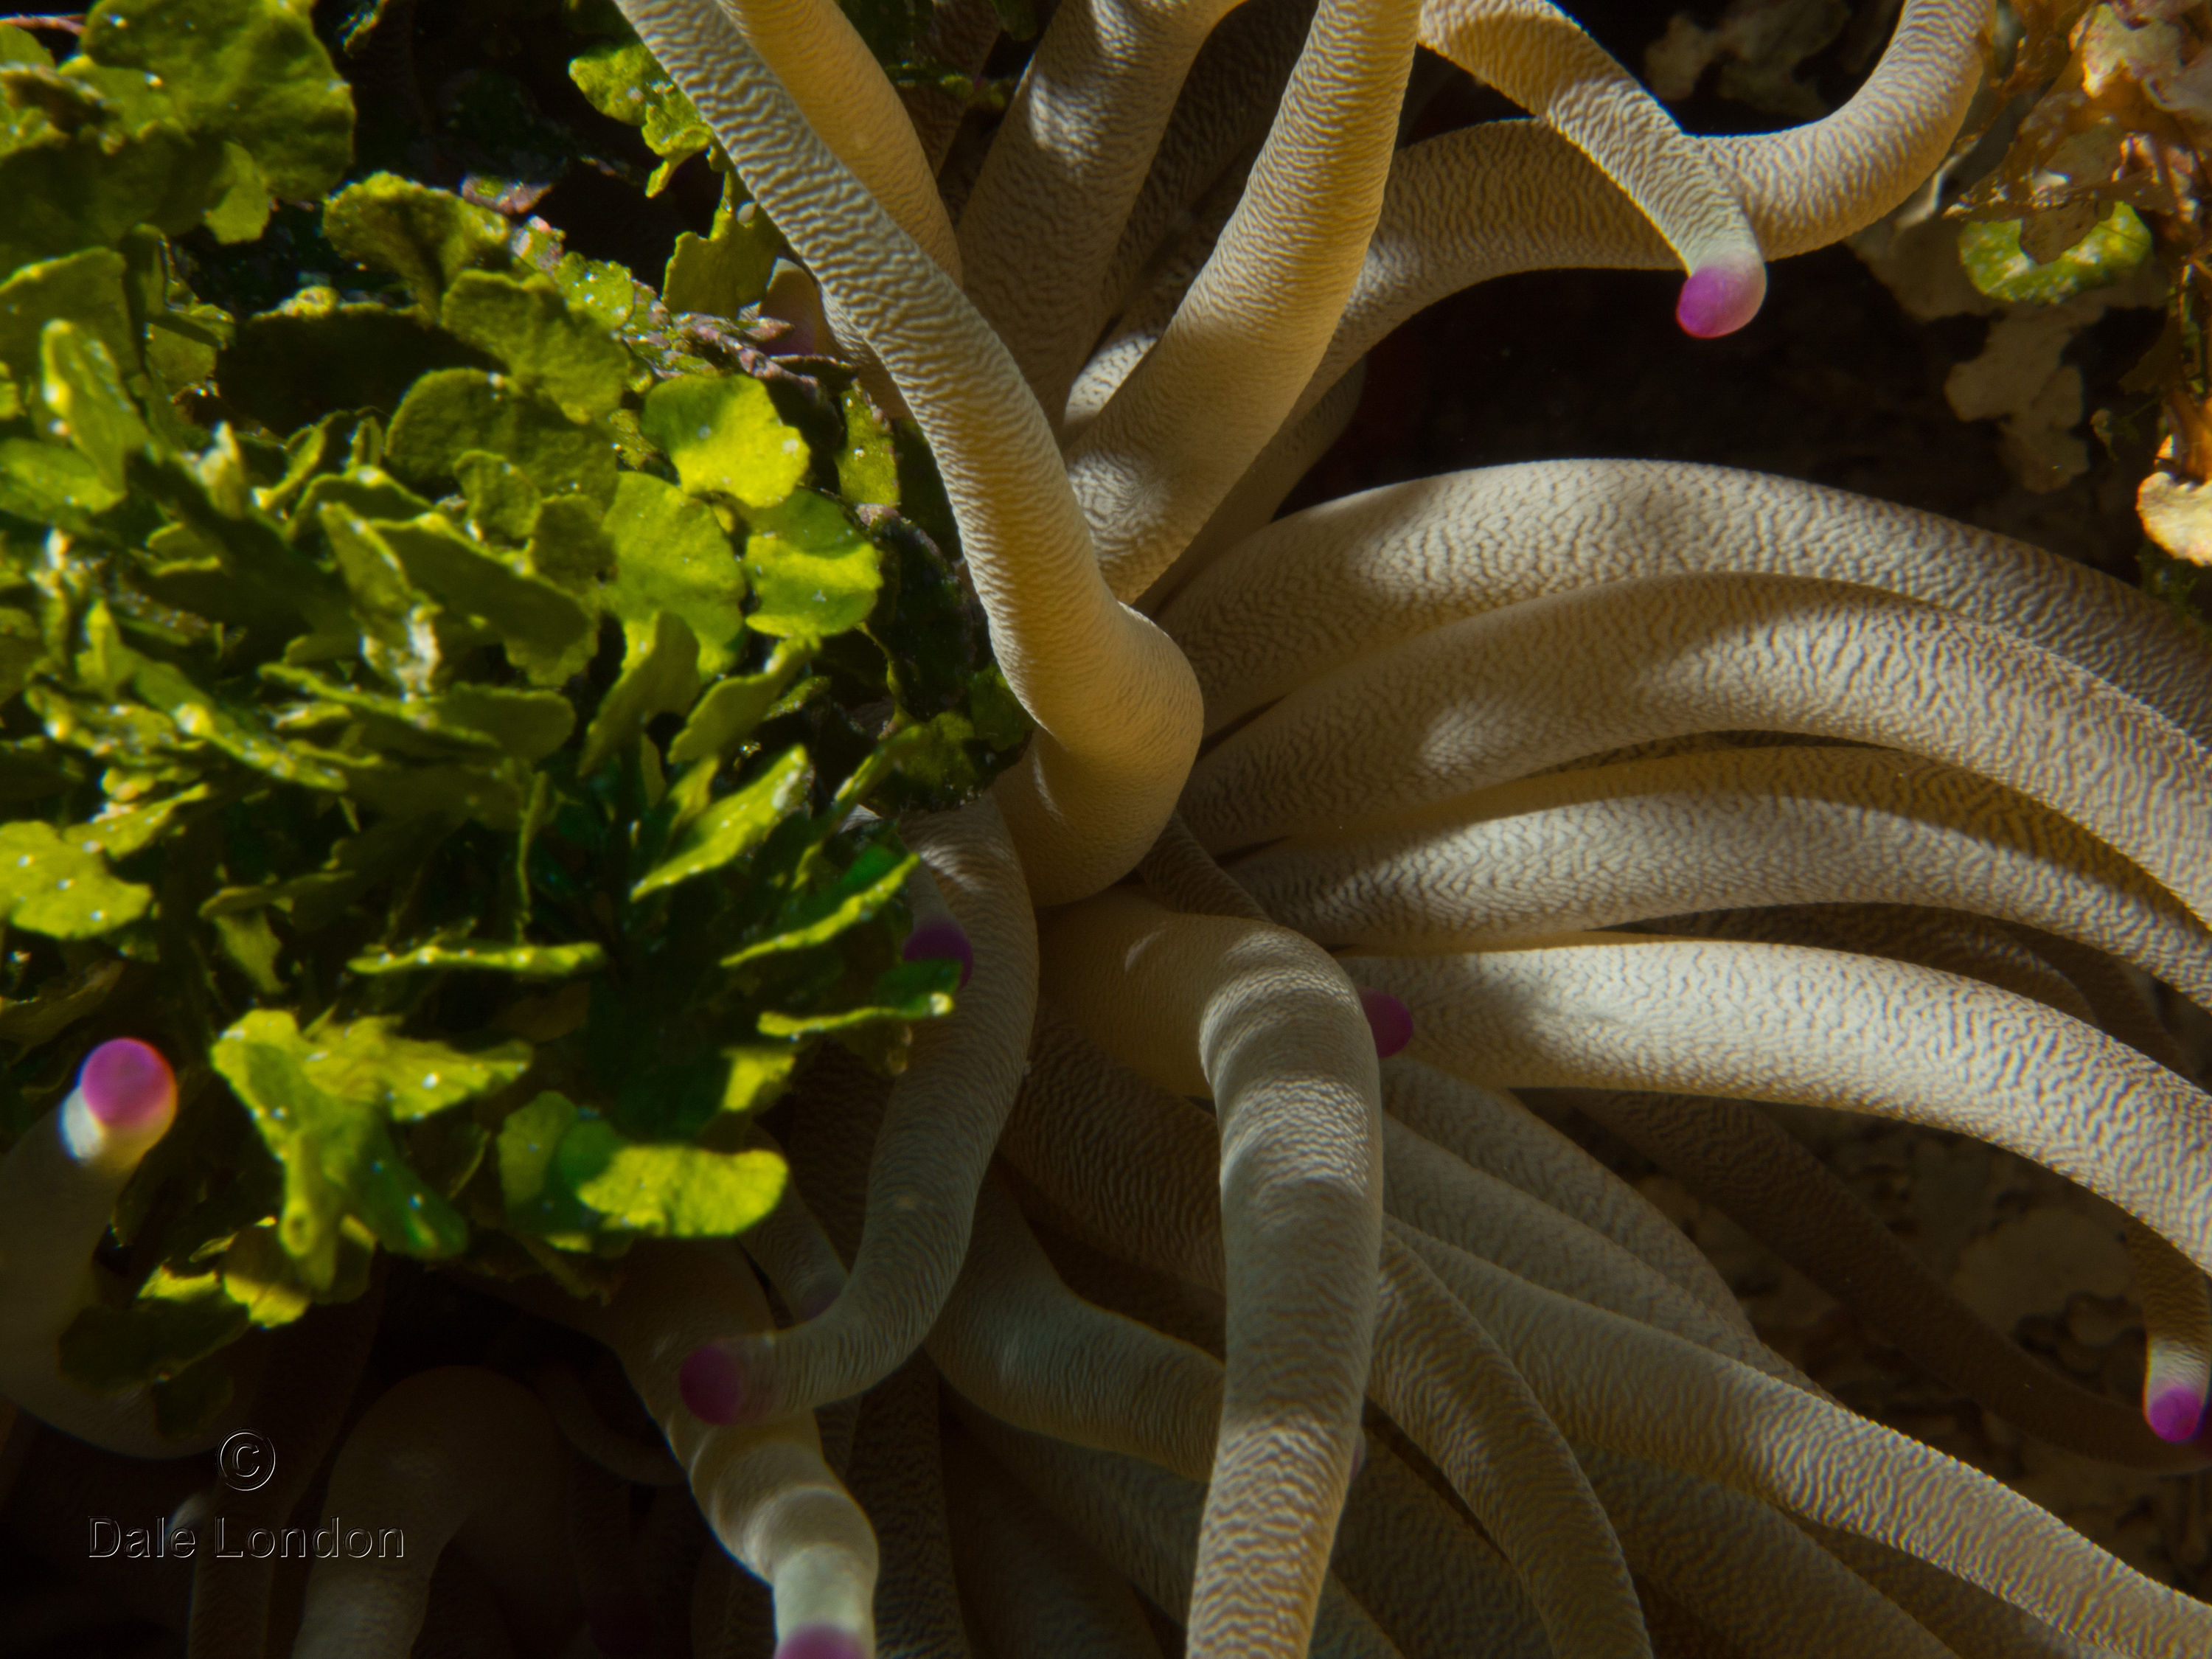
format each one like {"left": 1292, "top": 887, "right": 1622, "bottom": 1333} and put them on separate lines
{"left": 928, "top": 1175, "right": 1224, "bottom": 1481}
{"left": 1419, "top": 0, "right": 1765, "bottom": 335}
{"left": 1162, "top": 459, "right": 2212, "bottom": 742}
{"left": 1350, "top": 940, "right": 2212, "bottom": 1280}
{"left": 1232, "top": 747, "right": 2212, "bottom": 1016}
{"left": 1372, "top": 1227, "right": 1652, "bottom": 1659}
{"left": 1380, "top": 1059, "right": 1749, "bottom": 1328}
{"left": 555, "top": 1242, "right": 880, "bottom": 1659}
{"left": 1182, "top": 577, "right": 2212, "bottom": 942}
{"left": 611, "top": 0, "right": 1200, "bottom": 904}
{"left": 1064, "top": 0, "right": 1421, "bottom": 599}
{"left": 1042, "top": 890, "right": 1380, "bottom": 1659}
{"left": 1562, "top": 1086, "right": 2202, "bottom": 1470}
{"left": 292, "top": 1366, "right": 579, "bottom": 1659}
{"left": 686, "top": 798, "right": 1036, "bottom": 1425}
{"left": 1303, "top": 0, "right": 1989, "bottom": 415}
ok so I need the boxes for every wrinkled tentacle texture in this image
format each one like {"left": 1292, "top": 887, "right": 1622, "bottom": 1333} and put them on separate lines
{"left": 32, "top": 0, "right": 2212, "bottom": 1654}
{"left": 684, "top": 796, "right": 1037, "bottom": 1423}
{"left": 613, "top": 0, "right": 1199, "bottom": 905}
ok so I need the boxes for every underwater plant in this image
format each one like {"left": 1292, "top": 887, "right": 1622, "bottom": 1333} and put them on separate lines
{"left": 9, "top": 0, "right": 2212, "bottom": 1653}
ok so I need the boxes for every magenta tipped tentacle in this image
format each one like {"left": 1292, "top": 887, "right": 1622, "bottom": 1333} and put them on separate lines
{"left": 1675, "top": 256, "right": 1765, "bottom": 338}
{"left": 680, "top": 1344, "right": 748, "bottom": 1426}
{"left": 1360, "top": 988, "right": 1413, "bottom": 1058}
{"left": 776, "top": 1624, "right": 870, "bottom": 1659}
{"left": 902, "top": 915, "right": 974, "bottom": 990}
{"left": 2146, "top": 1376, "right": 2208, "bottom": 1446}
{"left": 0, "top": 1037, "right": 241, "bottom": 1458}
{"left": 76, "top": 1038, "right": 176, "bottom": 1135}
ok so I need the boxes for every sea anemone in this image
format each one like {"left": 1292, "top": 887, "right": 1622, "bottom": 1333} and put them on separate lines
{"left": 8, "top": 0, "right": 2212, "bottom": 1652}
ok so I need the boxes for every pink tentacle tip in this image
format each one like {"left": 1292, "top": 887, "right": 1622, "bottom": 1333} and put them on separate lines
{"left": 678, "top": 1343, "right": 748, "bottom": 1425}
{"left": 1359, "top": 988, "right": 1413, "bottom": 1060}
{"left": 775, "top": 1630, "right": 867, "bottom": 1659}
{"left": 902, "top": 915, "right": 973, "bottom": 989}
{"left": 2145, "top": 1380, "right": 2208, "bottom": 1444}
{"left": 77, "top": 1038, "right": 175, "bottom": 1133}
{"left": 1675, "top": 259, "right": 1766, "bottom": 338}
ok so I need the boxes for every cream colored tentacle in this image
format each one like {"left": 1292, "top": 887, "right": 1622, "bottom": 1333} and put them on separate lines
{"left": 957, "top": 0, "right": 1243, "bottom": 421}
{"left": 612, "top": 0, "right": 1200, "bottom": 905}
{"left": 0, "top": 1040, "right": 248, "bottom": 1459}
{"left": 1137, "top": 358, "right": 1368, "bottom": 613}
{"left": 1576, "top": 1445, "right": 1959, "bottom": 1659}
{"left": 1564, "top": 1087, "right": 2202, "bottom": 1471}
{"left": 1063, "top": 0, "right": 1419, "bottom": 599}
{"left": 928, "top": 1175, "right": 1225, "bottom": 1481}
{"left": 717, "top": 0, "right": 961, "bottom": 275}
{"left": 1408, "top": 1225, "right": 2212, "bottom": 1656}
{"left": 291, "top": 1367, "right": 579, "bottom": 1659}
{"left": 957, "top": 1408, "right": 1407, "bottom": 1659}
{"left": 556, "top": 1241, "right": 880, "bottom": 1659}
{"left": 1097, "top": 0, "right": 1315, "bottom": 325}
{"left": 1418, "top": 0, "right": 1764, "bottom": 335}
{"left": 1162, "top": 461, "right": 2212, "bottom": 740}
{"left": 1041, "top": 891, "right": 1380, "bottom": 1659}
{"left": 1798, "top": 1523, "right": 2110, "bottom": 1659}
{"left": 686, "top": 799, "right": 1036, "bottom": 1422}
{"left": 1381, "top": 1057, "right": 1748, "bottom": 1328}
{"left": 2006, "top": 928, "right": 2212, "bottom": 1443}
{"left": 1373, "top": 1226, "right": 1652, "bottom": 1659}
{"left": 1181, "top": 577, "right": 2212, "bottom": 940}
{"left": 1332, "top": 1439, "right": 1550, "bottom": 1659}
{"left": 1234, "top": 748, "right": 2212, "bottom": 1016}
{"left": 1382, "top": 1115, "right": 1807, "bottom": 1387}
{"left": 941, "top": 1425, "right": 1169, "bottom": 1658}
{"left": 1349, "top": 941, "right": 2212, "bottom": 1281}
{"left": 1302, "top": 0, "right": 1989, "bottom": 415}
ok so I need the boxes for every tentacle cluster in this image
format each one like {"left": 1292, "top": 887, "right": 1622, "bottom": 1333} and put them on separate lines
{"left": 13, "top": 0, "right": 2212, "bottom": 1653}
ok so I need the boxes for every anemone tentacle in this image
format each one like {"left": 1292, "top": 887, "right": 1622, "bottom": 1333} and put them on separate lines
{"left": 1164, "top": 459, "right": 2212, "bottom": 740}
{"left": 686, "top": 796, "right": 1037, "bottom": 1423}
{"left": 1568, "top": 1086, "right": 2207, "bottom": 1470}
{"left": 1233, "top": 747, "right": 2212, "bottom": 1009}
{"left": 1416, "top": 0, "right": 1766, "bottom": 335}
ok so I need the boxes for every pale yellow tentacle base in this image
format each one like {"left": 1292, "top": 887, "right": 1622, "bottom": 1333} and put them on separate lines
{"left": 612, "top": 0, "right": 1200, "bottom": 904}
{"left": 1042, "top": 891, "right": 1380, "bottom": 1659}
